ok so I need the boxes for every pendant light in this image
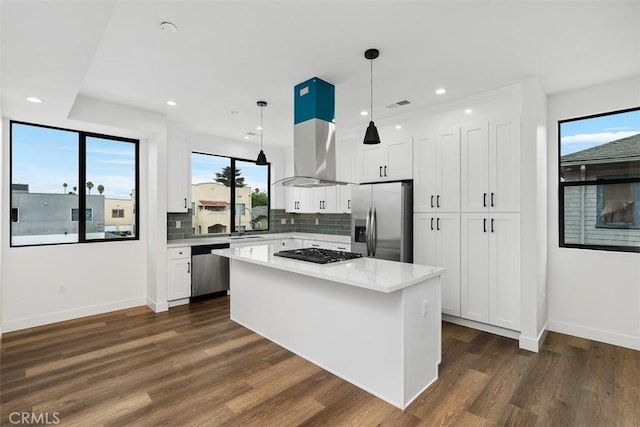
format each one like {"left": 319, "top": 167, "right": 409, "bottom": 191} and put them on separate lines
{"left": 256, "top": 101, "right": 268, "bottom": 165}
{"left": 363, "top": 48, "right": 381, "bottom": 145}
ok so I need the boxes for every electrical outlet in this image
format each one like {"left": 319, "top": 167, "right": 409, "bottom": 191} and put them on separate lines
{"left": 281, "top": 218, "right": 286, "bottom": 225}
{"left": 315, "top": 218, "right": 319, "bottom": 225}
{"left": 421, "top": 300, "right": 429, "bottom": 317}
{"left": 176, "top": 220, "right": 181, "bottom": 228}
{"left": 290, "top": 218, "right": 295, "bottom": 225}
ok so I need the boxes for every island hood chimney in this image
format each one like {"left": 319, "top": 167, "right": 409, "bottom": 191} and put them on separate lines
{"left": 275, "top": 77, "right": 348, "bottom": 188}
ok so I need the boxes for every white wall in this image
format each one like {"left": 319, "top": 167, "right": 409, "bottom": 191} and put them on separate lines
{"left": 547, "top": 76, "right": 640, "bottom": 351}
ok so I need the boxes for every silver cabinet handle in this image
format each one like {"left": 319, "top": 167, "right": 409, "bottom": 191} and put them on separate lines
{"left": 384, "top": 165, "right": 387, "bottom": 177}
{"left": 431, "top": 195, "right": 434, "bottom": 208}
{"left": 491, "top": 218, "right": 495, "bottom": 233}
{"left": 437, "top": 217, "right": 440, "bottom": 231}
{"left": 483, "top": 218, "right": 487, "bottom": 233}
{"left": 379, "top": 166, "right": 383, "bottom": 177}
{"left": 483, "top": 193, "right": 487, "bottom": 207}
{"left": 437, "top": 195, "right": 440, "bottom": 208}
{"left": 491, "top": 192, "right": 495, "bottom": 207}
{"left": 187, "top": 262, "right": 190, "bottom": 274}
{"left": 430, "top": 217, "right": 434, "bottom": 230}
{"left": 184, "top": 198, "right": 187, "bottom": 209}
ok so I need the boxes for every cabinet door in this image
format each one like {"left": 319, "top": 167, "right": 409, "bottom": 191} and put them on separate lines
{"left": 489, "top": 213, "right": 521, "bottom": 330}
{"left": 168, "top": 258, "right": 191, "bottom": 300}
{"left": 313, "top": 186, "right": 337, "bottom": 212}
{"left": 297, "top": 187, "right": 315, "bottom": 213}
{"left": 361, "top": 146, "right": 385, "bottom": 183}
{"left": 413, "top": 213, "right": 436, "bottom": 266}
{"left": 167, "top": 127, "right": 191, "bottom": 213}
{"left": 436, "top": 128, "right": 461, "bottom": 212}
{"left": 385, "top": 139, "right": 413, "bottom": 181}
{"left": 285, "top": 186, "right": 298, "bottom": 213}
{"left": 460, "top": 213, "right": 489, "bottom": 324}
{"left": 460, "top": 123, "right": 489, "bottom": 212}
{"left": 414, "top": 134, "right": 437, "bottom": 212}
{"left": 436, "top": 213, "right": 461, "bottom": 317}
{"left": 490, "top": 117, "right": 520, "bottom": 213}
{"left": 337, "top": 155, "right": 353, "bottom": 213}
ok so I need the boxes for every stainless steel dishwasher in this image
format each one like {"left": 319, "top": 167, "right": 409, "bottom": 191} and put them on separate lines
{"left": 191, "top": 243, "right": 230, "bottom": 299}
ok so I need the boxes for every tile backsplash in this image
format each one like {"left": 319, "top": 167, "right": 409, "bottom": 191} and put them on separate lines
{"left": 167, "top": 208, "right": 350, "bottom": 240}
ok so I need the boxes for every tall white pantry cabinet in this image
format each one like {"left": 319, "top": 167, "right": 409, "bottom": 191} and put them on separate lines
{"left": 413, "top": 116, "right": 522, "bottom": 332}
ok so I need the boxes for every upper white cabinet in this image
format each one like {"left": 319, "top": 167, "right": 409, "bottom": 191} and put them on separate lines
{"left": 461, "top": 118, "right": 520, "bottom": 213}
{"left": 360, "top": 139, "right": 412, "bottom": 183}
{"left": 286, "top": 186, "right": 314, "bottom": 213}
{"left": 336, "top": 153, "right": 354, "bottom": 213}
{"left": 313, "top": 186, "right": 337, "bottom": 212}
{"left": 167, "top": 125, "right": 191, "bottom": 213}
{"left": 460, "top": 212, "right": 520, "bottom": 330}
{"left": 414, "top": 128, "right": 460, "bottom": 212}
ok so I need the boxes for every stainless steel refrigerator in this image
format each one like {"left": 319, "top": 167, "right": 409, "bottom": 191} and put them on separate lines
{"left": 351, "top": 181, "right": 413, "bottom": 262}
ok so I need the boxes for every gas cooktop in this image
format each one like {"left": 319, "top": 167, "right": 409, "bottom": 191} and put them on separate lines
{"left": 274, "top": 247, "right": 363, "bottom": 264}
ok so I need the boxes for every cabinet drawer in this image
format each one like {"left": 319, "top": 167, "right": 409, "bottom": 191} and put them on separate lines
{"left": 168, "top": 247, "right": 191, "bottom": 260}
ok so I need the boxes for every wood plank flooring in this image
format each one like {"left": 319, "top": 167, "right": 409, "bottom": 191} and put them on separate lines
{"left": 1, "top": 296, "right": 639, "bottom": 426}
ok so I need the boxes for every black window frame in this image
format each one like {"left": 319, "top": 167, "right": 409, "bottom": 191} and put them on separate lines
{"left": 191, "top": 151, "right": 270, "bottom": 235}
{"left": 9, "top": 120, "right": 140, "bottom": 247}
{"left": 558, "top": 107, "right": 640, "bottom": 253}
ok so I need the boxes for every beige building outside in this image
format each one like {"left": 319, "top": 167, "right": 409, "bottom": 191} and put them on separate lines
{"left": 104, "top": 196, "right": 136, "bottom": 236}
{"left": 192, "top": 182, "right": 253, "bottom": 235}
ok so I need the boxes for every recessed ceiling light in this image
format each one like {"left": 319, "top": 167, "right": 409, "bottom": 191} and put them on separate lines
{"left": 464, "top": 108, "right": 473, "bottom": 114}
{"left": 230, "top": 111, "right": 238, "bottom": 115}
{"left": 243, "top": 135, "right": 251, "bottom": 140}
{"left": 26, "top": 97, "right": 43, "bottom": 103}
{"left": 395, "top": 125, "right": 402, "bottom": 130}
{"left": 435, "top": 88, "right": 447, "bottom": 95}
{"left": 256, "top": 126, "right": 263, "bottom": 130}
{"left": 360, "top": 111, "right": 369, "bottom": 116}
{"left": 160, "top": 21, "right": 178, "bottom": 32}
{"left": 166, "top": 100, "right": 177, "bottom": 106}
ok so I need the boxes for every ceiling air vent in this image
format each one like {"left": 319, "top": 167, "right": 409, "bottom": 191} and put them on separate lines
{"left": 385, "top": 99, "right": 412, "bottom": 109}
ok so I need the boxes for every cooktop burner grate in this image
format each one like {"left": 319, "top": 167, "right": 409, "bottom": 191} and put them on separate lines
{"left": 274, "top": 247, "right": 363, "bottom": 264}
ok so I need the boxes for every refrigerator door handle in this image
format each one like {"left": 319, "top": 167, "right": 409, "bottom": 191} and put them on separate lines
{"left": 365, "top": 207, "right": 372, "bottom": 256}
{"left": 372, "top": 207, "right": 377, "bottom": 257}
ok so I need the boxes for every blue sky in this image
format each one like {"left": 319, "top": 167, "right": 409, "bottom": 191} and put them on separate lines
{"left": 191, "top": 153, "right": 268, "bottom": 193}
{"left": 560, "top": 109, "right": 640, "bottom": 156}
{"left": 12, "top": 123, "right": 136, "bottom": 199}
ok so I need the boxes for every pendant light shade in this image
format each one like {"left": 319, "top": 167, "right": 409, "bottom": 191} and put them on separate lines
{"left": 256, "top": 101, "right": 268, "bottom": 165}
{"left": 363, "top": 48, "right": 381, "bottom": 145}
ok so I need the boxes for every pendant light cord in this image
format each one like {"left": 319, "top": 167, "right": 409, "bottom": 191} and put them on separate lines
{"left": 370, "top": 58, "right": 373, "bottom": 121}
{"left": 260, "top": 105, "right": 264, "bottom": 149}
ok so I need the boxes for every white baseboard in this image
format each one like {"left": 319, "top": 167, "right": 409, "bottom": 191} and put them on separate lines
{"left": 442, "top": 315, "right": 520, "bottom": 340}
{"left": 3, "top": 297, "right": 147, "bottom": 333}
{"left": 167, "top": 298, "right": 189, "bottom": 308}
{"left": 146, "top": 297, "right": 169, "bottom": 313}
{"left": 548, "top": 319, "right": 640, "bottom": 351}
{"left": 519, "top": 322, "right": 549, "bottom": 353}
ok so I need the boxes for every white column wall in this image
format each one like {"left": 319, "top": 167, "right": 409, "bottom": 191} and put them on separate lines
{"left": 547, "top": 76, "right": 640, "bottom": 350}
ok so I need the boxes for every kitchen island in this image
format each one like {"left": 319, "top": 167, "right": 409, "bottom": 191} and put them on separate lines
{"left": 212, "top": 244, "right": 444, "bottom": 410}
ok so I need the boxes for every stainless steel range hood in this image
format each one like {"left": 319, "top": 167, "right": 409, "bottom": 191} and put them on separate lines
{"left": 275, "top": 77, "right": 348, "bottom": 188}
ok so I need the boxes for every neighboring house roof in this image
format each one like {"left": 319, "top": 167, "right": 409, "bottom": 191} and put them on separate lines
{"left": 199, "top": 200, "right": 228, "bottom": 207}
{"left": 561, "top": 133, "right": 640, "bottom": 166}
{"left": 251, "top": 205, "right": 268, "bottom": 220}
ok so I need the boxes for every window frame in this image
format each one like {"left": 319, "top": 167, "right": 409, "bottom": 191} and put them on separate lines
{"left": 9, "top": 120, "right": 140, "bottom": 247}
{"left": 191, "top": 151, "right": 270, "bottom": 236}
{"left": 558, "top": 107, "right": 640, "bottom": 253}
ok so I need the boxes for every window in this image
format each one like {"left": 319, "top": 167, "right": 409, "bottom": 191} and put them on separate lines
{"left": 191, "top": 152, "right": 270, "bottom": 236}
{"left": 112, "top": 209, "right": 125, "bottom": 218}
{"left": 10, "top": 121, "right": 139, "bottom": 246}
{"left": 559, "top": 107, "right": 640, "bottom": 252}
{"left": 71, "top": 208, "right": 93, "bottom": 222}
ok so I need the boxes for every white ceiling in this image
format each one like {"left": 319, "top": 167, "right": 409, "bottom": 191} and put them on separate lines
{"left": 2, "top": 1, "right": 639, "bottom": 148}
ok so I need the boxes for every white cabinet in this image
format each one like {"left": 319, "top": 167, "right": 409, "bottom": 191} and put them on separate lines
{"left": 414, "top": 128, "right": 460, "bottom": 212}
{"left": 313, "top": 186, "right": 337, "bottom": 212}
{"left": 461, "top": 118, "right": 520, "bottom": 213}
{"left": 361, "top": 139, "right": 412, "bottom": 183}
{"left": 336, "top": 154, "right": 354, "bottom": 213}
{"left": 285, "top": 186, "right": 314, "bottom": 213}
{"left": 414, "top": 213, "right": 461, "bottom": 316}
{"left": 167, "top": 126, "right": 191, "bottom": 213}
{"left": 460, "top": 212, "right": 520, "bottom": 330}
{"left": 168, "top": 247, "right": 191, "bottom": 301}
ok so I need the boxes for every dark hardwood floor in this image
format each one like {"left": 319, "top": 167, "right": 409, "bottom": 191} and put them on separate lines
{"left": 1, "top": 296, "right": 639, "bottom": 426}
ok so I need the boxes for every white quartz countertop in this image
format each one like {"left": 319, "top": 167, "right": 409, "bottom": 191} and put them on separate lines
{"left": 212, "top": 243, "right": 444, "bottom": 293}
{"left": 167, "top": 232, "right": 350, "bottom": 248}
